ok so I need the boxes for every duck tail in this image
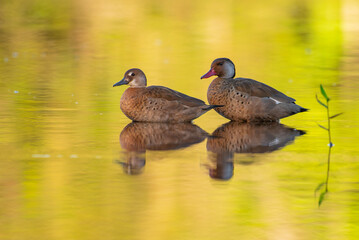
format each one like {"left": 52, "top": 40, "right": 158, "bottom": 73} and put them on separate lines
{"left": 202, "top": 105, "right": 224, "bottom": 111}
{"left": 297, "top": 130, "right": 307, "bottom": 136}
{"left": 300, "top": 107, "right": 309, "bottom": 112}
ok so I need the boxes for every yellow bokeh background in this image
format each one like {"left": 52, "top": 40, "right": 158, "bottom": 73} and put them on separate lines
{"left": 0, "top": 0, "right": 359, "bottom": 239}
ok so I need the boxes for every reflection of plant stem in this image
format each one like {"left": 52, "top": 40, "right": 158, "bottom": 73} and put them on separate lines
{"left": 317, "top": 138, "right": 332, "bottom": 206}
{"left": 325, "top": 146, "right": 331, "bottom": 193}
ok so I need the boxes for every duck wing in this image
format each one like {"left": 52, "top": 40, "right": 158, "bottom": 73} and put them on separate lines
{"left": 146, "top": 86, "right": 206, "bottom": 107}
{"left": 233, "top": 78, "right": 296, "bottom": 103}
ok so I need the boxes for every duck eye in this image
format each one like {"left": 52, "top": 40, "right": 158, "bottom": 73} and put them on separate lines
{"left": 218, "top": 62, "right": 223, "bottom": 66}
{"left": 131, "top": 73, "right": 135, "bottom": 76}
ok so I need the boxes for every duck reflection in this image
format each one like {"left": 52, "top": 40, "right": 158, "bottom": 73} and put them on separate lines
{"left": 118, "top": 122, "right": 208, "bottom": 174}
{"left": 206, "top": 121, "right": 305, "bottom": 180}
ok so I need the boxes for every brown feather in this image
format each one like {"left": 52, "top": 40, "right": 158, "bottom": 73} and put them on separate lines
{"left": 120, "top": 86, "right": 214, "bottom": 122}
{"left": 233, "top": 78, "right": 296, "bottom": 103}
{"left": 207, "top": 78, "right": 306, "bottom": 122}
{"left": 146, "top": 86, "right": 205, "bottom": 107}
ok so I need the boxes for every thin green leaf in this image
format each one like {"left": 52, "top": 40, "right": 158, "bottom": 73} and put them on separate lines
{"left": 317, "top": 124, "right": 328, "bottom": 131}
{"left": 318, "top": 191, "right": 327, "bottom": 206}
{"left": 315, "top": 182, "right": 326, "bottom": 195}
{"left": 316, "top": 94, "right": 328, "bottom": 108}
{"left": 320, "top": 84, "right": 330, "bottom": 101}
{"left": 330, "top": 112, "right": 344, "bottom": 119}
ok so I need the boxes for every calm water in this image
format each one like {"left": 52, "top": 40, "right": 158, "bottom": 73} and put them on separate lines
{"left": 1, "top": 0, "right": 359, "bottom": 239}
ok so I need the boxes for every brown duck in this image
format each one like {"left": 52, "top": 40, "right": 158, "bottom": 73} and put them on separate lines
{"left": 114, "top": 68, "right": 221, "bottom": 122}
{"left": 201, "top": 58, "right": 308, "bottom": 122}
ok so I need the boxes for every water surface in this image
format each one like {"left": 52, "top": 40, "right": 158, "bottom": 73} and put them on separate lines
{"left": 1, "top": 0, "right": 359, "bottom": 239}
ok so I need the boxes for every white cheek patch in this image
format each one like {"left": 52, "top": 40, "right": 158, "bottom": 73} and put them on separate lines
{"left": 224, "top": 64, "right": 235, "bottom": 78}
{"left": 129, "top": 79, "right": 137, "bottom": 86}
{"left": 129, "top": 78, "right": 142, "bottom": 87}
{"left": 269, "top": 97, "right": 282, "bottom": 104}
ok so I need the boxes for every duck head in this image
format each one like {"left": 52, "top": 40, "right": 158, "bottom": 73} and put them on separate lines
{"left": 201, "top": 58, "right": 236, "bottom": 79}
{"left": 113, "top": 68, "right": 147, "bottom": 87}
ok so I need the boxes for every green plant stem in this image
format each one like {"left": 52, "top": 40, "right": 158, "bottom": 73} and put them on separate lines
{"left": 327, "top": 99, "right": 332, "bottom": 146}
